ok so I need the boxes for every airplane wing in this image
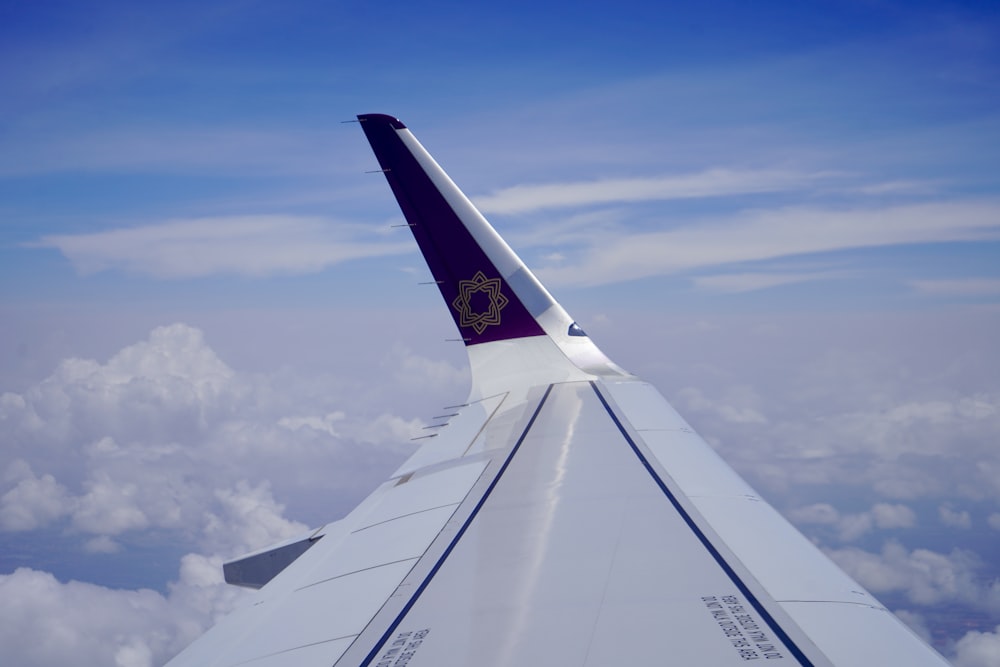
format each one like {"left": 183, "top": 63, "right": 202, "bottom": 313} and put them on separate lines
{"left": 164, "top": 114, "right": 950, "bottom": 666}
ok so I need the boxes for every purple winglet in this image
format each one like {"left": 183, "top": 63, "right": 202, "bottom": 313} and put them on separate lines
{"left": 358, "top": 114, "right": 546, "bottom": 345}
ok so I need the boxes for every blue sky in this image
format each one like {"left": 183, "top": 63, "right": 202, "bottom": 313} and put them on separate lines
{"left": 1, "top": 1, "right": 999, "bottom": 665}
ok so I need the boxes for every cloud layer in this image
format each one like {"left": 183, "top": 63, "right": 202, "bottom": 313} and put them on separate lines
{"left": 36, "top": 217, "right": 413, "bottom": 278}
{"left": 534, "top": 199, "right": 1000, "bottom": 287}
{"left": 1, "top": 308, "right": 996, "bottom": 665}
{"left": 474, "top": 168, "right": 821, "bottom": 214}
{"left": 0, "top": 323, "right": 470, "bottom": 665}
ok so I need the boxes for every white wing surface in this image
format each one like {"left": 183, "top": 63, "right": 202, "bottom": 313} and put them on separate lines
{"left": 164, "top": 114, "right": 950, "bottom": 667}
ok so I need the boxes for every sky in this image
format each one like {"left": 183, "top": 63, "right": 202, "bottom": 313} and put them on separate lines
{"left": 1, "top": 0, "right": 999, "bottom": 665}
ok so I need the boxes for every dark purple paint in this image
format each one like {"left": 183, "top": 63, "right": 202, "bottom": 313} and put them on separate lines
{"left": 358, "top": 113, "right": 545, "bottom": 345}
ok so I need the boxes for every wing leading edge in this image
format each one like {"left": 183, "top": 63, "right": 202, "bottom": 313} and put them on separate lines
{"left": 163, "top": 116, "right": 950, "bottom": 667}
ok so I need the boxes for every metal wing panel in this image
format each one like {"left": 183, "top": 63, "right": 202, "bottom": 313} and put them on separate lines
{"left": 333, "top": 382, "right": 818, "bottom": 667}
{"left": 358, "top": 460, "right": 490, "bottom": 527}
{"left": 780, "top": 602, "right": 952, "bottom": 667}
{"left": 221, "top": 559, "right": 418, "bottom": 665}
{"left": 164, "top": 451, "right": 497, "bottom": 666}
{"left": 228, "top": 639, "right": 357, "bottom": 667}
{"left": 599, "top": 377, "right": 951, "bottom": 666}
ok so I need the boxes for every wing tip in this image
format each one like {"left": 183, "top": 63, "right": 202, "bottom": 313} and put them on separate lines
{"left": 358, "top": 113, "right": 407, "bottom": 130}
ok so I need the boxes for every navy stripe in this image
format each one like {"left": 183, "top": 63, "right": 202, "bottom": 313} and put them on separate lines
{"left": 590, "top": 381, "right": 815, "bottom": 667}
{"left": 358, "top": 384, "right": 555, "bottom": 667}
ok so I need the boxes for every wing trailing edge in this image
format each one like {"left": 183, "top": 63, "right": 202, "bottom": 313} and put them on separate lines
{"left": 223, "top": 529, "right": 325, "bottom": 589}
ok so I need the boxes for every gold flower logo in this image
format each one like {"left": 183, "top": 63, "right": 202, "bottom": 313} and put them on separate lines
{"left": 451, "top": 271, "right": 509, "bottom": 334}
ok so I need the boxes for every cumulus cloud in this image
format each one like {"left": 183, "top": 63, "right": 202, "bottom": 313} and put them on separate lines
{"left": 939, "top": 505, "right": 973, "bottom": 529}
{"left": 708, "top": 383, "right": 1000, "bottom": 502}
{"left": 0, "top": 561, "right": 245, "bottom": 667}
{"left": 35, "top": 216, "right": 413, "bottom": 278}
{"left": 0, "top": 323, "right": 432, "bottom": 665}
{"left": 384, "top": 342, "right": 468, "bottom": 393}
{"left": 826, "top": 541, "right": 1000, "bottom": 612}
{"left": 786, "top": 502, "right": 841, "bottom": 526}
{"left": 676, "top": 386, "right": 768, "bottom": 425}
{"left": 73, "top": 470, "right": 151, "bottom": 535}
{"left": 83, "top": 535, "right": 122, "bottom": 554}
{"left": 0, "top": 323, "right": 416, "bottom": 543}
{"left": 953, "top": 625, "right": 1000, "bottom": 667}
{"left": 2, "top": 312, "right": 997, "bottom": 665}
{"left": 871, "top": 503, "right": 919, "bottom": 529}
{"left": 278, "top": 411, "right": 345, "bottom": 437}
{"left": 788, "top": 502, "right": 916, "bottom": 542}
{"left": 0, "top": 461, "right": 73, "bottom": 531}
{"left": 201, "top": 481, "right": 308, "bottom": 557}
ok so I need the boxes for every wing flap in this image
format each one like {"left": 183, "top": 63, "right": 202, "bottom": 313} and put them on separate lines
{"left": 781, "top": 602, "right": 950, "bottom": 666}
{"left": 223, "top": 533, "right": 322, "bottom": 589}
{"left": 165, "top": 448, "right": 497, "bottom": 666}
{"left": 221, "top": 559, "right": 417, "bottom": 666}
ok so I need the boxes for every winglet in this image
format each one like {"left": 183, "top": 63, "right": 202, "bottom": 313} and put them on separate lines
{"left": 359, "top": 114, "right": 547, "bottom": 344}
{"left": 358, "top": 114, "right": 625, "bottom": 385}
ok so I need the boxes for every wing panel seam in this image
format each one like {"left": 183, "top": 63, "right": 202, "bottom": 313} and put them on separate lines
{"left": 295, "top": 558, "right": 420, "bottom": 592}
{"left": 589, "top": 381, "right": 817, "bottom": 667}
{"left": 355, "top": 384, "right": 556, "bottom": 667}
{"left": 352, "top": 503, "right": 461, "bottom": 533}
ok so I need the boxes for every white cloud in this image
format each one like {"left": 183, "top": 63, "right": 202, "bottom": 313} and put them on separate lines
{"left": 0, "top": 566, "right": 237, "bottom": 667}
{"left": 787, "top": 503, "right": 840, "bottom": 526}
{"left": 988, "top": 513, "right": 1000, "bottom": 531}
{"left": 953, "top": 625, "right": 1000, "bottom": 667}
{"left": 474, "top": 168, "right": 819, "bottom": 214}
{"left": 355, "top": 413, "right": 428, "bottom": 446}
{"left": 384, "top": 343, "right": 469, "bottom": 393}
{"left": 834, "top": 504, "right": 917, "bottom": 542}
{"left": 939, "top": 505, "right": 972, "bottom": 529}
{"left": 35, "top": 216, "right": 413, "bottom": 278}
{"left": 676, "top": 386, "right": 768, "bottom": 425}
{"left": 715, "top": 383, "right": 1000, "bottom": 501}
{"left": 73, "top": 470, "right": 150, "bottom": 535}
{"left": 201, "top": 481, "right": 308, "bottom": 557}
{"left": 871, "top": 503, "right": 917, "bottom": 529}
{"left": 690, "top": 270, "right": 847, "bottom": 293}
{"left": 0, "top": 461, "right": 73, "bottom": 531}
{"left": 855, "top": 180, "right": 941, "bottom": 196}
{"left": 826, "top": 541, "right": 999, "bottom": 611}
{"left": 535, "top": 199, "right": 1000, "bottom": 287}
{"left": 787, "top": 502, "right": 916, "bottom": 542}
{"left": 0, "top": 322, "right": 417, "bottom": 546}
{"left": 83, "top": 535, "right": 122, "bottom": 554}
{"left": 834, "top": 512, "right": 875, "bottom": 542}
{"left": 1, "top": 310, "right": 996, "bottom": 665}
{"left": 0, "top": 322, "right": 440, "bottom": 665}
{"left": 278, "top": 412, "right": 345, "bottom": 437}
